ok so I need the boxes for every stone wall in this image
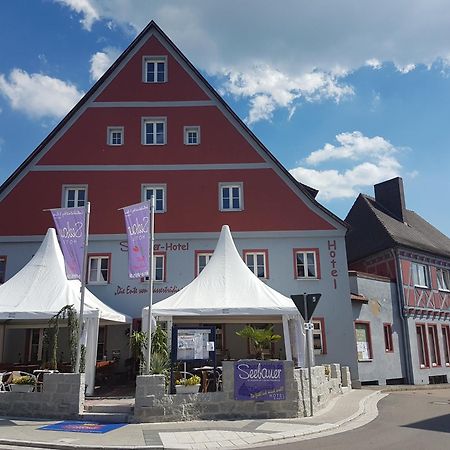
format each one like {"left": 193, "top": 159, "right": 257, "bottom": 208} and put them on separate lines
{"left": 134, "top": 361, "right": 348, "bottom": 422}
{"left": 0, "top": 373, "right": 84, "bottom": 419}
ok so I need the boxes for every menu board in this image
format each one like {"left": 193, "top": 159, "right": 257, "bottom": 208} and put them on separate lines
{"left": 176, "top": 329, "right": 210, "bottom": 361}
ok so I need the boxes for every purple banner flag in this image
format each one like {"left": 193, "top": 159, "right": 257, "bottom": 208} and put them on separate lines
{"left": 50, "top": 207, "right": 86, "bottom": 280}
{"left": 123, "top": 201, "right": 150, "bottom": 278}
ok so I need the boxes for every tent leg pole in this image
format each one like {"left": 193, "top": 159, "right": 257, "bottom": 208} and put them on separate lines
{"left": 282, "top": 315, "right": 292, "bottom": 361}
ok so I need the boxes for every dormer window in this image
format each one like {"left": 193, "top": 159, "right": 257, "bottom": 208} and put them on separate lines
{"left": 143, "top": 56, "right": 167, "bottom": 83}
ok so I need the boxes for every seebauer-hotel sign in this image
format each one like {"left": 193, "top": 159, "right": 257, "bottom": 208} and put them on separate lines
{"left": 234, "top": 361, "right": 285, "bottom": 401}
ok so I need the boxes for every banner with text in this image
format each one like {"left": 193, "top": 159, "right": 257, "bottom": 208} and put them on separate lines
{"left": 50, "top": 207, "right": 86, "bottom": 280}
{"left": 123, "top": 201, "right": 150, "bottom": 278}
{"left": 234, "top": 361, "right": 285, "bottom": 401}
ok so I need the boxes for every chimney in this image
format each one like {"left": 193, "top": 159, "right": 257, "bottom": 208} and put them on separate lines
{"left": 374, "top": 177, "right": 406, "bottom": 222}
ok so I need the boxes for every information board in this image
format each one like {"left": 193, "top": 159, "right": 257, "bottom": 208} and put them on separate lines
{"left": 176, "top": 328, "right": 211, "bottom": 361}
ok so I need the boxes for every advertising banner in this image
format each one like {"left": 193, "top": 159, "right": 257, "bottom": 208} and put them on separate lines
{"left": 123, "top": 201, "right": 150, "bottom": 278}
{"left": 234, "top": 360, "right": 285, "bottom": 401}
{"left": 50, "top": 207, "right": 86, "bottom": 280}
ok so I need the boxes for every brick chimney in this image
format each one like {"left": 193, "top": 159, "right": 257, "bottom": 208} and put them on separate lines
{"left": 374, "top": 177, "right": 406, "bottom": 222}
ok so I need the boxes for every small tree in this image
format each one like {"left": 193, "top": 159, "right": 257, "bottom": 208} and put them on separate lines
{"left": 236, "top": 325, "right": 281, "bottom": 359}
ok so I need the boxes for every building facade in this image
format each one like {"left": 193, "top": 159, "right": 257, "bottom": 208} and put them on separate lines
{"left": 346, "top": 177, "right": 450, "bottom": 385}
{"left": 0, "top": 22, "right": 358, "bottom": 378}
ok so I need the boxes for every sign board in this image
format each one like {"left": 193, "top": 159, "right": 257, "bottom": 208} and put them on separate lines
{"left": 304, "top": 322, "right": 314, "bottom": 331}
{"left": 290, "top": 293, "right": 322, "bottom": 321}
{"left": 176, "top": 328, "right": 210, "bottom": 361}
{"left": 234, "top": 361, "right": 285, "bottom": 401}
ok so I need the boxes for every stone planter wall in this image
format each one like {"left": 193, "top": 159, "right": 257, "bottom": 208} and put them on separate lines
{"left": 134, "top": 361, "right": 349, "bottom": 422}
{"left": 0, "top": 373, "right": 85, "bottom": 419}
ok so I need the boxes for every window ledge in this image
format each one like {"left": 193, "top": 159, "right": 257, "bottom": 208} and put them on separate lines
{"left": 88, "top": 282, "right": 109, "bottom": 286}
{"left": 358, "top": 359, "right": 373, "bottom": 363}
{"left": 295, "top": 278, "right": 320, "bottom": 281}
{"left": 438, "top": 288, "right": 450, "bottom": 293}
{"left": 414, "top": 284, "right": 431, "bottom": 289}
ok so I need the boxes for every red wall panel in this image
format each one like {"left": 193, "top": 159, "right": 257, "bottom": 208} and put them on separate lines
{"left": 0, "top": 169, "right": 335, "bottom": 236}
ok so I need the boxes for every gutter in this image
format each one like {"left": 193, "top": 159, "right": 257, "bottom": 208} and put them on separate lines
{"left": 391, "top": 248, "right": 413, "bottom": 384}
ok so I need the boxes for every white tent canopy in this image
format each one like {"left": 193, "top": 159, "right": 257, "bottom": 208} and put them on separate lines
{"left": 144, "top": 225, "right": 303, "bottom": 364}
{"left": 0, "top": 228, "right": 130, "bottom": 395}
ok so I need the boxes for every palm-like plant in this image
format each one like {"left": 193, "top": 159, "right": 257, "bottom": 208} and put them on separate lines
{"left": 236, "top": 325, "right": 281, "bottom": 359}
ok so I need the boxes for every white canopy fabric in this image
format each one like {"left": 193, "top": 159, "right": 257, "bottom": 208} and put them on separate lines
{"left": 0, "top": 228, "right": 129, "bottom": 323}
{"left": 149, "top": 225, "right": 300, "bottom": 317}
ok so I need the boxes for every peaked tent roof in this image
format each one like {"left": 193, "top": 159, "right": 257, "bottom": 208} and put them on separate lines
{"left": 0, "top": 21, "right": 346, "bottom": 230}
{"left": 0, "top": 228, "right": 130, "bottom": 322}
{"left": 150, "top": 225, "right": 299, "bottom": 317}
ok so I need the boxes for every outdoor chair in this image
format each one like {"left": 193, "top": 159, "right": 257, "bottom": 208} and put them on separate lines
{"left": 206, "top": 369, "right": 223, "bottom": 392}
{"left": 1, "top": 370, "right": 38, "bottom": 392}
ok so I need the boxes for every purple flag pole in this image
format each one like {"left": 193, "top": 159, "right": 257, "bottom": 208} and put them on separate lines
{"left": 146, "top": 195, "right": 155, "bottom": 374}
{"left": 75, "top": 202, "right": 90, "bottom": 373}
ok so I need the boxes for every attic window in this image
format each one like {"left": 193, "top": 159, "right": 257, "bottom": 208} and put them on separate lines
{"left": 143, "top": 56, "right": 167, "bottom": 83}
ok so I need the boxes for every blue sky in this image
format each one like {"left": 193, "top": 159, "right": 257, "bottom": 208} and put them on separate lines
{"left": 1, "top": 1, "right": 449, "bottom": 236}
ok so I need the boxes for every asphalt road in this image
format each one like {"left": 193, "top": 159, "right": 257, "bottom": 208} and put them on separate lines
{"left": 258, "top": 388, "right": 450, "bottom": 450}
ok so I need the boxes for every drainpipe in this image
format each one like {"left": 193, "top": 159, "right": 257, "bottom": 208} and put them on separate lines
{"left": 391, "top": 248, "right": 413, "bottom": 384}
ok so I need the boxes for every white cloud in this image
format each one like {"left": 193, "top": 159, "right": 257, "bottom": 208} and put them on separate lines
{"left": 223, "top": 66, "right": 353, "bottom": 124}
{"left": 54, "top": 0, "right": 99, "bottom": 31}
{"left": 0, "top": 69, "right": 84, "bottom": 120}
{"left": 90, "top": 47, "right": 121, "bottom": 81}
{"left": 290, "top": 132, "right": 403, "bottom": 201}
{"left": 53, "top": 1, "right": 450, "bottom": 122}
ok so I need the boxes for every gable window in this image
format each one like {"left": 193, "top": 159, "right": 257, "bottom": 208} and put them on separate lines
{"left": 383, "top": 323, "right": 394, "bottom": 352}
{"left": 428, "top": 324, "right": 441, "bottom": 367}
{"left": 416, "top": 324, "right": 429, "bottom": 368}
{"left": 312, "top": 318, "right": 327, "bottom": 355}
{"left": 195, "top": 251, "right": 213, "bottom": 276}
{"left": 412, "top": 262, "right": 429, "bottom": 288}
{"left": 0, "top": 256, "right": 6, "bottom": 284}
{"left": 107, "top": 127, "right": 124, "bottom": 146}
{"left": 355, "top": 321, "right": 372, "bottom": 361}
{"left": 244, "top": 250, "right": 268, "bottom": 279}
{"left": 143, "top": 253, "right": 166, "bottom": 282}
{"left": 219, "top": 183, "right": 243, "bottom": 211}
{"left": 293, "top": 249, "right": 320, "bottom": 279}
{"left": 437, "top": 268, "right": 450, "bottom": 291}
{"left": 142, "top": 185, "right": 166, "bottom": 213}
{"left": 442, "top": 325, "right": 450, "bottom": 367}
{"left": 88, "top": 254, "right": 110, "bottom": 284}
{"left": 142, "top": 118, "right": 166, "bottom": 145}
{"left": 143, "top": 56, "right": 167, "bottom": 83}
{"left": 184, "top": 126, "right": 200, "bottom": 145}
{"left": 63, "top": 186, "right": 87, "bottom": 208}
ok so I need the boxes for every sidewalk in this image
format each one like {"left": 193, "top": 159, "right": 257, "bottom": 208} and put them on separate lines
{"left": 0, "top": 389, "right": 387, "bottom": 450}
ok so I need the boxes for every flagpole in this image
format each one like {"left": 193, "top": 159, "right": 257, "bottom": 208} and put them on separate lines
{"left": 146, "top": 196, "right": 155, "bottom": 374}
{"left": 76, "top": 201, "right": 90, "bottom": 373}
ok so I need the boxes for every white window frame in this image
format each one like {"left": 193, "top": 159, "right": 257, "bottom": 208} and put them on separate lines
{"left": 219, "top": 182, "right": 243, "bottom": 211}
{"left": 184, "top": 126, "right": 200, "bottom": 145}
{"left": 312, "top": 319, "right": 326, "bottom": 355}
{"left": 87, "top": 255, "right": 110, "bottom": 285}
{"left": 143, "top": 254, "right": 166, "bottom": 282}
{"left": 107, "top": 126, "right": 124, "bottom": 146}
{"left": 62, "top": 185, "right": 87, "bottom": 208}
{"left": 412, "top": 262, "right": 430, "bottom": 288}
{"left": 437, "top": 268, "right": 450, "bottom": 291}
{"left": 244, "top": 251, "right": 268, "bottom": 279}
{"left": 143, "top": 56, "right": 167, "bottom": 83}
{"left": 294, "top": 249, "right": 319, "bottom": 279}
{"left": 141, "top": 184, "right": 167, "bottom": 213}
{"left": 142, "top": 117, "right": 166, "bottom": 145}
{"left": 196, "top": 252, "right": 213, "bottom": 276}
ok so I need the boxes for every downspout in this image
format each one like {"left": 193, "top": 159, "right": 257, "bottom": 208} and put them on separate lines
{"left": 391, "top": 248, "right": 413, "bottom": 384}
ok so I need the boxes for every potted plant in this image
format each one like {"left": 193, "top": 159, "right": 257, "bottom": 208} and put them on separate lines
{"left": 175, "top": 375, "right": 201, "bottom": 394}
{"left": 9, "top": 375, "right": 36, "bottom": 393}
{"left": 236, "top": 325, "right": 282, "bottom": 359}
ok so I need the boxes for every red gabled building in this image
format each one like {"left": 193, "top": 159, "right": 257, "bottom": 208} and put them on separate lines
{"left": 0, "top": 22, "right": 358, "bottom": 379}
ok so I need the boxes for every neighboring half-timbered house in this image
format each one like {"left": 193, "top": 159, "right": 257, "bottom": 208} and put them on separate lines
{"left": 346, "top": 177, "right": 450, "bottom": 385}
